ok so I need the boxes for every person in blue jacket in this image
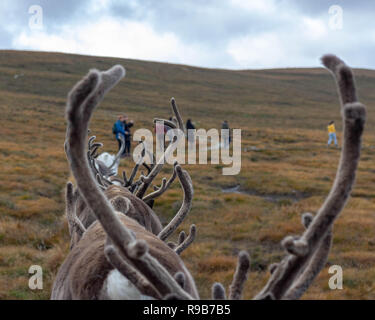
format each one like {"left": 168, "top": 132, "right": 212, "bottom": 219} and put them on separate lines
{"left": 113, "top": 115, "right": 127, "bottom": 157}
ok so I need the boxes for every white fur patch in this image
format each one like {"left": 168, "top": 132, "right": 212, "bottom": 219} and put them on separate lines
{"left": 105, "top": 269, "right": 153, "bottom": 300}
{"left": 96, "top": 152, "right": 119, "bottom": 176}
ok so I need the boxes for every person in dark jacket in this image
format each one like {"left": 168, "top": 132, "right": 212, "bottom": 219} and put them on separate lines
{"left": 186, "top": 119, "right": 196, "bottom": 148}
{"left": 122, "top": 115, "right": 134, "bottom": 156}
{"left": 222, "top": 120, "right": 230, "bottom": 149}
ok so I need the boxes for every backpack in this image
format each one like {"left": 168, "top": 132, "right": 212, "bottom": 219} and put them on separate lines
{"left": 112, "top": 122, "right": 117, "bottom": 134}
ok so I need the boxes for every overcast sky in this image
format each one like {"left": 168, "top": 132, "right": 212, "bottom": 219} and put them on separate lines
{"left": 1, "top": 0, "right": 374, "bottom": 69}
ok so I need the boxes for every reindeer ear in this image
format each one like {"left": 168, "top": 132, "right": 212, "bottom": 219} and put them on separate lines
{"left": 110, "top": 196, "right": 131, "bottom": 214}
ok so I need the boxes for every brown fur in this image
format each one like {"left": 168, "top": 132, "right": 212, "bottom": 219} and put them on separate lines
{"left": 51, "top": 213, "right": 198, "bottom": 299}
{"left": 75, "top": 185, "right": 162, "bottom": 234}
{"left": 58, "top": 66, "right": 199, "bottom": 300}
{"left": 70, "top": 185, "right": 163, "bottom": 248}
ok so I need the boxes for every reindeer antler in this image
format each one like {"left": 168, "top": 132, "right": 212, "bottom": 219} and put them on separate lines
{"left": 210, "top": 54, "right": 366, "bottom": 300}
{"left": 65, "top": 182, "right": 86, "bottom": 250}
{"left": 158, "top": 164, "right": 194, "bottom": 241}
{"left": 135, "top": 98, "right": 185, "bottom": 199}
{"left": 142, "top": 161, "right": 178, "bottom": 202}
{"left": 65, "top": 65, "right": 194, "bottom": 300}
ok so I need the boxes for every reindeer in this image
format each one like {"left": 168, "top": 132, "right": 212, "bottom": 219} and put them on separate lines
{"left": 53, "top": 65, "right": 199, "bottom": 299}
{"left": 95, "top": 134, "right": 125, "bottom": 177}
{"left": 52, "top": 54, "right": 365, "bottom": 300}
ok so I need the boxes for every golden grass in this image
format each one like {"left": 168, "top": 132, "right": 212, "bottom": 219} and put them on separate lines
{"left": 1, "top": 50, "right": 375, "bottom": 299}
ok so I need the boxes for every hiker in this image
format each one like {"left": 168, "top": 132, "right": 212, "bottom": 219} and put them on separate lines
{"left": 222, "top": 120, "right": 230, "bottom": 149}
{"left": 186, "top": 119, "right": 196, "bottom": 148}
{"left": 113, "top": 115, "right": 127, "bottom": 157}
{"left": 327, "top": 120, "right": 338, "bottom": 147}
{"left": 122, "top": 115, "right": 134, "bottom": 156}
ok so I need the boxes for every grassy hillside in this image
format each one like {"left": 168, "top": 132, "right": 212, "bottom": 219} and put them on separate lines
{"left": 1, "top": 49, "right": 375, "bottom": 299}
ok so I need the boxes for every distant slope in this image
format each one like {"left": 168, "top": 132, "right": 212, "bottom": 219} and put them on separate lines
{"left": 1, "top": 49, "right": 375, "bottom": 130}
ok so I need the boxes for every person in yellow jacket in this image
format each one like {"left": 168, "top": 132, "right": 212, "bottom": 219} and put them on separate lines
{"left": 327, "top": 120, "right": 338, "bottom": 147}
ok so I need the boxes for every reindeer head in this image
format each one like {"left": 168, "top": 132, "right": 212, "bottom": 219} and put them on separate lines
{"left": 65, "top": 76, "right": 196, "bottom": 251}
{"left": 54, "top": 65, "right": 199, "bottom": 300}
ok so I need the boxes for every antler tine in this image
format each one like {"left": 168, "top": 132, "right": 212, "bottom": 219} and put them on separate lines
{"left": 175, "top": 224, "right": 196, "bottom": 255}
{"left": 88, "top": 135, "right": 102, "bottom": 151}
{"left": 142, "top": 162, "right": 178, "bottom": 202}
{"left": 228, "top": 251, "right": 250, "bottom": 300}
{"left": 152, "top": 96, "right": 184, "bottom": 132}
{"left": 174, "top": 272, "right": 186, "bottom": 289}
{"left": 321, "top": 54, "right": 357, "bottom": 105}
{"left": 95, "top": 173, "right": 107, "bottom": 190}
{"left": 171, "top": 116, "right": 178, "bottom": 126}
{"left": 171, "top": 98, "right": 184, "bottom": 133}
{"left": 135, "top": 98, "right": 185, "bottom": 199}
{"left": 108, "top": 135, "right": 125, "bottom": 170}
{"left": 126, "top": 143, "right": 146, "bottom": 187}
{"left": 66, "top": 66, "right": 194, "bottom": 300}
{"left": 142, "top": 163, "right": 152, "bottom": 174}
{"left": 89, "top": 144, "right": 102, "bottom": 158}
{"left": 66, "top": 182, "right": 85, "bottom": 235}
{"left": 88, "top": 135, "right": 97, "bottom": 148}
{"left": 178, "top": 230, "right": 186, "bottom": 244}
{"left": 96, "top": 172, "right": 113, "bottom": 188}
{"left": 148, "top": 149, "right": 156, "bottom": 167}
{"left": 158, "top": 164, "right": 194, "bottom": 241}
{"left": 141, "top": 147, "right": 155, "bottom": 173}
{"left": 253, "top": 55, "right": 366, "bottom": 300}
{"left": 126, "top": 162, "right": 141, "bottom": 187}
{"left": 143, "top": 178, "right": 167, "bottom": 200}
{"left": 65, "top": 182, "right": 86, "bottom": 250}
{"left": 131, "top": 180, "right": 142, "bottom": 194}
{"left": 88, "top": 141, "right": 102, "bottom": 156}
{"left": 212, "top": 283, "right": 227, "bottom": 300}
{"left": 65, "top": 182, "right": 76, "bottom": 237}
{"left": 153, "top": 118, "right": 177, "bottom": 129}
{"left": 164, "top": 226, "right": 192, "bottom": 253}
{"left": 87, "top": 149, "right": 104, "bottom": 184}
{"left": 283, "top": 214, "right": 332, "bottom": 300}
{"left": 122, "top": 170, "right": 129, "bottom": 187}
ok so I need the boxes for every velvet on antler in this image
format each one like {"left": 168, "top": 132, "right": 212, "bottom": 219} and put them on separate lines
{"left": 65, "top": 65, "right": 195, "bottom": 300}
{"left": 209, "top": 54, "right": 366, "bottom": 300}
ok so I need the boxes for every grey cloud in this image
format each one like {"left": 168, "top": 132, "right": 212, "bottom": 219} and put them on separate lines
{"left": 286, "top": 0, "right": 375, "bottom": 15}
{"left": 0, "top": 0, "right": 374, "bottom": 69}
{"left": 108, "top": 0, "right": 286, "bottom": 44}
